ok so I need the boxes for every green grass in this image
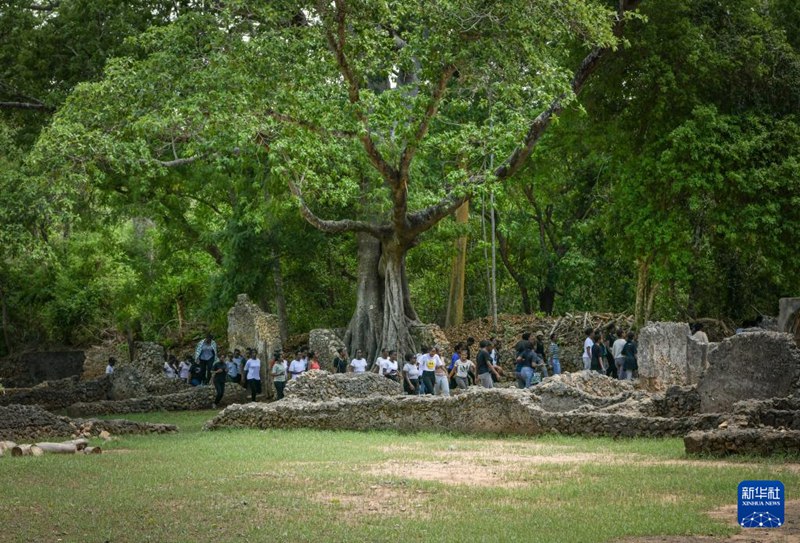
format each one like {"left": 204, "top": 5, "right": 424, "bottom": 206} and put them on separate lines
{"left": 1, "top": 411, "right": 797, "bottom": 543}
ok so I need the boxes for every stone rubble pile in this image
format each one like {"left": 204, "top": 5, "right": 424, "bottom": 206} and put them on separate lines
{"left": 284, "top": 371, "right": 403, "bottom": 402}
{"left": 0, "top": 404, "right": 177, "bottom": 442}
{"left": 541, "top": 371, "right": 634, "bottom": 397}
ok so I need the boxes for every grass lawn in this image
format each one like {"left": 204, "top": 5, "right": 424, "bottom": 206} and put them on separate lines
{"left": 0, "top": 411, "right": 797, "bottom": 543}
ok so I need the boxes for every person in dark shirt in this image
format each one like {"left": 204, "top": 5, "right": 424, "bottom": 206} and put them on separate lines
{"left": 210, "top": 358, "right": 227, "bottom": 407}
{"left": 534, "top": 332, "right": 548, "bottom": 378}
{"left": 622, "top": 332, "right": 638, "bottom": 380}
{"left": 476, "top": 340, "right": 499, "bottom": 388}
{"left": 590, "top": 330, "right": 605, "bottom": 373}
{"left": 514, "top": 332, "right": 533, "bottom": 355}
{"left": 189, "top": 358, "right": 204, "bottom": 386}
{"left": 333, "top": 347, "right": 348, "bottom": 374}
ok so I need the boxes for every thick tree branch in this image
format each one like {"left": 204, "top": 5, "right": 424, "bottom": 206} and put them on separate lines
{"left": 495, "top": 0, "right": 643, "bottom": 181}
{"left": 407, "top": 191, "right": 470, "bottom": 238}
{"left": 26, "top": 2, "right": 59, "bottom": 11}
{"left": 522, "top": 185, "right": 560, "bottom": 253}
{"left": 150, "top": 155, "right": 206, "bottom": 167}
{"left": 317, "top": 0, "right": 399, "bottom": 185}
{"left": 491, "top": 209, "right": 532, "bottom": 314}
{"left": 288, "top": 178, "right": 389, "bottom": 237}
{"left": 0, "top": 101, "right": 53, "bottom": 111}
{"left": 398, "top": 65, "right": 457, "bottom": 182}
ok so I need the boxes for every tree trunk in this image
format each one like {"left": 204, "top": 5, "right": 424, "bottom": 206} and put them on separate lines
{"left": 345, "top": 234, "right": 421, "bottom": 361}
{"left": 380, "top": 241, "right": 418, "bottom": 356}
{"left": 0, "top": 285, "right": 11, "bottom": 355}
{"left": 175, "top": 296, "right": 185, "bottom": 343}
{"left": 344, "top": 233, "right": 384, "bottom": 361}
{"left": 445, "top": 201, "right": 469, "bottom": 327}
{"left": 634, "top": 256, "right": 653, "bottom": 328}
{"left": 271, "top": 248, "right": 289, "bottom": 344}
{"left": 538, "top": 284, "right": 556, "bottom": 315}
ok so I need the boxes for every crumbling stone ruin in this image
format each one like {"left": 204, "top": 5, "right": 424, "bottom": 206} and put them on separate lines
{"left": 696, "top": 331, "right": 800, "bottom": 413}
{"left": 206, "top": 326, "right": 800, "bottom": 457}
{"left": 227, "top": 293, "right": 282, "bottom": 358}
{"left": 637, "top": 322, "right": 711, "bottom": 390}
{"left": 0, "top": 404, "right": 176, "bottom": 442}
{"left": 65, "top": 384, "right": 250, "bottom": 417}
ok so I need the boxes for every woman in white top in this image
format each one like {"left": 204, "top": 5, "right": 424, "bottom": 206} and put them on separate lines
{"left": 349, "top": 349, "right": 368, "bottom": 373}
{"left": 271, "top": 352, "right": 288, "bottom": 400}
{"left": 178, "top": 356, "right": 192, "bottom": 382}
{"left": 402, "top": 353, "right": 420, "bottom": 394}
{"left": 372, "top": 348, "right": 390, "bottom": 373}
{"left": 243, "top": 349, "right": 262, "bottom": 402}
{"left": 380, "top": 350, "right": 400, "bottom": 381}
{"left": 450, "top": 350, "right": 474, "bottom": 390}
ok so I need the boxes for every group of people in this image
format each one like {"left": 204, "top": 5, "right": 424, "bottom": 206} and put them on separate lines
{"left": 581, "top": 328, "right": 639, "bottom": 379}
{"left": 155, "top": 327, "right": 641, "bottom": 405}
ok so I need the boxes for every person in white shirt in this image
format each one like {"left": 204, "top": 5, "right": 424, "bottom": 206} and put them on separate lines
{"left": 611, "top": 329, "right": 627, "bottom": 380}
{"left": 380, "top": 350, "right": 399, "bottom": 381}
{"left": 349, "top": 349, "right": 368, "bottom": 373}
{"left": 433, "top": 351, "right": 450, "bottom": 396}
{"left": 105, "top": 357, "right": 116, "bottom": 375}
{"left": 450, "top": 350, "right": 474, "bottom": 390}
{"left": 243, "top": 349, "right": 262, "bottom": 402}
{"left": 582, "top": 328, "right": 594, "bottom": 371}
{"left": 178, "top": 356, "right": 192, "bottom": 382}
{"left": 692, "top": 323, "right": 709, "bottom": 344}
{"left": 271, "top": 352, "right": 288, "bottom": 400}
{"left": 163, "top": 359, "right": 176, "bottom": 379}
{"left": 418, "top": 346, "right": 440, "bottom": 395}
{"left": 373, "top": 348, "right": 390, "bottom": 374}
{"left": 288, "top": 351, "right": 307, "bottom": 380}
{"left": 402, "top": 353, "right": 420, "bottom": 394}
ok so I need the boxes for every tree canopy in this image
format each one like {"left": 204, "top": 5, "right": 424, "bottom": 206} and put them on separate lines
{"left": 1, "top": 0, "right": 798, "bottom": 355}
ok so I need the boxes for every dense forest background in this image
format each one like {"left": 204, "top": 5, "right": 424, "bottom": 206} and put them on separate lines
{"left": 1, "top": 0, "right": 798, "bottom": 355}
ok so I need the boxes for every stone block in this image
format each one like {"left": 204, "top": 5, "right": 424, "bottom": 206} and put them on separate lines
{"left": 697, "top": 331, "right": 800, "bottom": 413}
{"left": 637, "top": 322, "right": 693, "bottom": 389}
{"left": 778, "top": 297, "right": 800, "bottom": 333}
{"left": 227, "top": 294, "right": 282, "bottom": 360}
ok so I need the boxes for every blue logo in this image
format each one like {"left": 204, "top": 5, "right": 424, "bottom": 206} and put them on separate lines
{"left": 738, "top": 480, "right": 784, "bottom": 528}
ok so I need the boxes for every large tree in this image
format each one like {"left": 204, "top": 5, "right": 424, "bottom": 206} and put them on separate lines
{"left": 35, "top": 0, "right": 643, "bottom": 357}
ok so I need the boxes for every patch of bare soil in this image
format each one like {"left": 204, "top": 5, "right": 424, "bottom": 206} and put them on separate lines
{"left": 313, "top": 483, "right": 431, "bottom": 521}
{"left": 617, "top": 500, "right": 800, "bottom": 543}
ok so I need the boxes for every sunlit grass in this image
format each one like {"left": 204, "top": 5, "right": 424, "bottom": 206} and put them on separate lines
{"left": 0, "top": 411, "right": 796, "bottom": 543}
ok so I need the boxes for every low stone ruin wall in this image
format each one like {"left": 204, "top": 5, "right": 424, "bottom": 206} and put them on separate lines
{"left": 284, "top": 371, "right": 403, "bottom": 402}
{"left": 206, "top": 387, "right": 723, "bottom": 439}
{"left": 0, "top": 375, "right": 112, "bottom": 410}
{"left": 0, "top": 404, "right": 177, "bottom": 442}
{"left": 684, "top": 428, "right": 800, "bottom": 456}
{"left": 65, "top": 384, "right": 250, "bottom": 417}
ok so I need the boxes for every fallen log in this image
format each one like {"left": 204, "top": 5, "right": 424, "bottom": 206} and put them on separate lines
{"left": 0, "top": 440, "right": 17, "bottom": 453}
{"left": 11, "top": 445, "right": 44, "bottom": 457}
{"left": 34, "top": 442, "right": 78, "bottom": 454}
{"left": 62, "top": 438, "right": 89, "bottom": 451}
{"left": 83, "top": 446, "right": 102, "bottom": 454}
